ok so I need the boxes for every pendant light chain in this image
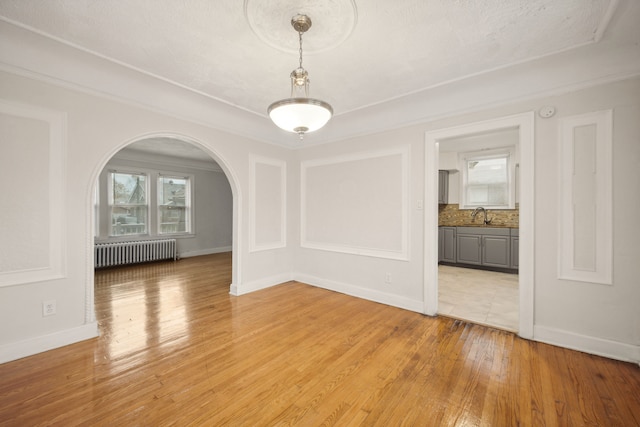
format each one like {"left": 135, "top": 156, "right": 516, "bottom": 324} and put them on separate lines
{"left": 298, "top": 30, "right": 304, "bottom": 70}
{"left": 296, "top": 28, "right": 310, "bottom": 98}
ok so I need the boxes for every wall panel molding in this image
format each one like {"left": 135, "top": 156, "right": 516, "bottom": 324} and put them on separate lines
{"left": 0, "top": 100, "right": 66, "bottom": 287}
{"left": 301, "top": 147, "right": 409, "bottom": 260}
{"left": 249, "top": 155, "right": 286, "bottom": 252}
{"left": 558, "top": 109, "right": 613, "bottom": 285}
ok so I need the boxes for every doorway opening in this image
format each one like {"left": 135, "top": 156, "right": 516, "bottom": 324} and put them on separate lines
{"left": 424, "top": 113, "right": 534, "bottom": 338}
{"left": 85, "top": 134, "right": 240, "bottom": 328}
{"left": 438, "top": 128, "right": 519, "bottom": 331}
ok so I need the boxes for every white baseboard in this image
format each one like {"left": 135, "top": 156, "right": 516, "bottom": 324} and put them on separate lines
{"left": 0, "top": 322, "right": 99, "bottom": 364}
{"left": 179, "top": 246, "right": 232, "bottom": 258}
{"left": 294, "top": 273, "right": 424, "bottom": 313}
{"left": 534, "top": 325, "right": 640, "bottom": 364}
{"left": 229, "top": 273, "right": 293, "bottom": 296}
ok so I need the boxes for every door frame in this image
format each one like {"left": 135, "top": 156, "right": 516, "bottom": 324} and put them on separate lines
{"left": 423, "top": 112, "right": 535, "bottom": 339}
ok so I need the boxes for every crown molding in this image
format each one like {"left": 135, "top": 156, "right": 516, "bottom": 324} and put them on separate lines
{"left": 0, "top": 19, "right": 289, "bottom": 146}
{"left": 1, "top": 15, "right": 639, "bottom": 149}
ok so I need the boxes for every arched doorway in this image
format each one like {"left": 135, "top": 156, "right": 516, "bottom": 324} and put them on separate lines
{"left": 85, "top": 133, "right": 241, "bottom": 325}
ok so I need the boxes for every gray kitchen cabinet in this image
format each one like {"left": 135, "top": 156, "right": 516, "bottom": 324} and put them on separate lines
{"left": 510, "top": 228, "right": 519, "bottom": 269}
{"left": 438, "top": 170, "right": 449, "bottom": 204}
{"left": 456, "top": 227, "right": 511, "bottom": 269}
{"left": 440, "top": 227, "right": 456, "bottom": 263}
{"left": 482, "top": 235, "right": 511, "bottom": 268}
{"left": 457, "top": 234, "right": 482, "bottom": 265}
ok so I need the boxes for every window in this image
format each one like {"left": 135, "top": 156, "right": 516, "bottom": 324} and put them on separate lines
{"left": 109, "top": 171, "right": 148, "bottom": 236}
{"left": 460, "top": 148, "right": 515, "bottom": 209}
{"left": 158, "top": 175, "right": 191, "bottom": 235}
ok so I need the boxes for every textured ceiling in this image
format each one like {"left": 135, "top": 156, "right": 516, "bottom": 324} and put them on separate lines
{"left": 123, "top": 138, "right": 218, "bottom": 163}
{"left": 0, "top": 0, "right": 616, "bottom": 119}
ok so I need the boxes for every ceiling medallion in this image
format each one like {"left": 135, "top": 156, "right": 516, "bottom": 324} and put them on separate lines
{"left": 244, "top": 0, "right": 358, "bottom": 54}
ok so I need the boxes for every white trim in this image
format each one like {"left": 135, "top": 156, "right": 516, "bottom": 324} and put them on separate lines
{"left": 0, "top": 20, "right": 286, "bottom": 146}
{"left": 534, "top": 325, "right": 640, "bottom": 364}
{"left": 458, "top": 147, "right": 517, "bottom": 210}
{"left": 299, "top": 242, "right": 410, "bottom": 261}
{"left": 0, "top": 100, "right": 67, "bottom": 287}
{"left": 0, "top": 322, "right": 98, "bottom": 364}
{"left": 558, "top": 110, "right": 613, "bottom": 285}
{"left": 103, "top": 165, "right": 199, "bottom": 239}
{"left": 300, "top": 147, "right": 410, "bottom": 261}
{"left": 157, "top": 173, "right": 194, "bottom": 236}
{"left": 249, "top": 156, "right": 287, "bottom": 252}
{"left": 1, "top": 18, "right": 637, "bottom": 149}
{"left": 86, "top": 131, "right": 243, "bottom": 328}
{"left": 424, "top": 112, "right": 535, "bottom": 339}
{"left": 594, "top": 0, "right": 620, "bottom": 43}
{"left": 229, "top": 273, "right": 293, "bottom": 296}
{"left": 107, "top": 169, "right": 150, "bottom": 237}
{"left": 180, "top": 246, "right": 232, "bottom": 258}
{"left": 295, "top": 273, "right": 423, "bottom": 313}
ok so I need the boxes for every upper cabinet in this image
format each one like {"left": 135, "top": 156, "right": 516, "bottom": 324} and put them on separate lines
{"left": 438, "top": 170, "right": 449, "bottom": 204}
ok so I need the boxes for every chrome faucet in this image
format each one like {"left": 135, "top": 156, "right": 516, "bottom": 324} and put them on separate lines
{"left": 471, "top": 207, "right": 492, "bottom": 225}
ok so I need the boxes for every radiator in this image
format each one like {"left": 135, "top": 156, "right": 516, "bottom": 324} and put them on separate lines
{"left": 95, "top": 239, "right": 177, "bottom": 268}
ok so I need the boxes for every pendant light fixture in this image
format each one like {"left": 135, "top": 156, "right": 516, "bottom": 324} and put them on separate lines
{"left": 268, "top": 14, "right": 333, "bottom": 140}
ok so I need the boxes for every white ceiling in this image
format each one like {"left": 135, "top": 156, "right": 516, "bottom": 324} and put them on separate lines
{"left": 123, "top": 138, "right": 219, "bottom": 164}
{"left": 1, "top": 0, "right": 639, "bottom": 150}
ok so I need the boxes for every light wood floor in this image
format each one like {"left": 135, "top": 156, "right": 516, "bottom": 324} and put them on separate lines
{"left": 1, "top": 253, "right": 639, "bottom": 426}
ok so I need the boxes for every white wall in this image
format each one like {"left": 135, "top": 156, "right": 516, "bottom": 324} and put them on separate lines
{"left": 0, "top": 70, "right": 294, "bottom": 362}
{"left": 1, "top": 23, "right": 638, "bottom": 364}
{"left": 529, "top": 79, "right": 639, "bottom": 360}
{"left": 99, "top": 149, "right": 233, "bottom": 257}
{"left": 293, "top": 127, "right": 425, "bottom": 312}
{"left": 294, "top": 77, "right": 640, "bottom": 363}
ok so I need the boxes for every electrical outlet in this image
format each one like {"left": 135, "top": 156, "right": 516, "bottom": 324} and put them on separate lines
{"left": 43, "top": 300, "right": 57, "bottom": 317}
{"left": 385, "top": 273, "right": 392, "bottom": 284}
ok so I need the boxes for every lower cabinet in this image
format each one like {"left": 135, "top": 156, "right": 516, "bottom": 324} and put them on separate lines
{"left": 510, "top": 228, "right": 519, "bottom": 269}
{"left": 482, "top": 234, "right": 511, "bottom": 268}
{"left": 457, "top": 234, "right": 482, "bottom": 265}
{"left": 457, "top": 227, "right": 511, "bottom": 269}
{"left": 439, "top": 226, "right": 518, "bottom": 271}
{"left": 438, "top": 227, "right": 443, "bottom": 262}
{"left": 440, "top": 227, "right": 456, "bottom": 263}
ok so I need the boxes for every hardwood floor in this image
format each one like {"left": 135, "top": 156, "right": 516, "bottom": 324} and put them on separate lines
{"left": 1, "top": 253, "right": 639, "bottom": 426}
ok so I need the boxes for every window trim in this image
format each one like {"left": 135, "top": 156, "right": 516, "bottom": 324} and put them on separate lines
{"left": 459, "top": 147, "right": 516, "bottom": 210}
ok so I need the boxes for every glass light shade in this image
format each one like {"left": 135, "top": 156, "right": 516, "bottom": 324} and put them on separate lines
{"left": 268, "top": 98, "right": 333, "bottom": 134}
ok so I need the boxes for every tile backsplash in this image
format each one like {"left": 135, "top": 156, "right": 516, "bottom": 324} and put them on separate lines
{"left": 438, "top": 204, "right": 519, "bottom": 228}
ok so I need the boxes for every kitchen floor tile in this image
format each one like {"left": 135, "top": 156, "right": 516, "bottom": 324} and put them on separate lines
{"left": 438, "top": 265, "right": 518, "bottom": 332}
